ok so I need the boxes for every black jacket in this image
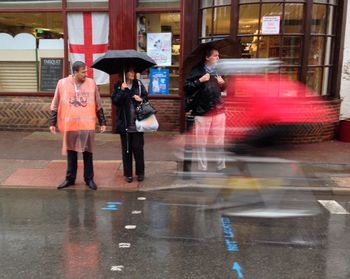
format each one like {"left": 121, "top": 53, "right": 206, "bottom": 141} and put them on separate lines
{"left": 183, "top": 63, "right": 225, "bottom": 116}
{"left": 111, "top": 79, "right": 148, "bottom": 134}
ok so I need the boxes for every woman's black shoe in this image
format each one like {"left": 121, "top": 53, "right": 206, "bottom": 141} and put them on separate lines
{"left": 137, "top": 175, "right": 144, "bottom": 182}
{"left": 125, "top": 176, "right": 133, "bottom": 183}
{"left": 86, "top": 180, "right": 97, "bottom": 190}
{"left": 57, "top": 180, "right": 75, "bottom": 190}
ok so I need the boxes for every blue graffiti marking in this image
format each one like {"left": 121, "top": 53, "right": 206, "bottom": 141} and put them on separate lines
{"left": 225, "top": 239, "right": 239, "bottom": 252}
{"left": 221, "top": 217, "right": 235, "bottom": 238}
{"left": 107, "top": 202, "right": 123, "bottom": 205}
{"left": 232, "top": 262, "right": 243, "bottom": 278}
{"left": 102, "top": 201, "right": 122, "bottom": 211}
{"left": 221, "top": 217, "right": 244, "bottom": 278}
{"left": 101, "top": 208, "right": 118, "bottom": 211}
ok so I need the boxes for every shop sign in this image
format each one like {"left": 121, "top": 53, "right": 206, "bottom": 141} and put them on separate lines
{"left": 147, "top": 32, "right": 172, "bottom": 66}
{"left": 40, "top": 58, "right": 64, "bottom": 91}
{"left": 262, "top": 16, "right": 280, "bottom": 35}
{"left": 149, "top": 68, "right": 169, "bottom": 95}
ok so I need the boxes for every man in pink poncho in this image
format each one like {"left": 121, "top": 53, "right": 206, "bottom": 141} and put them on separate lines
{"left": 49, "top": 61, "right": 106, "bottom": 190}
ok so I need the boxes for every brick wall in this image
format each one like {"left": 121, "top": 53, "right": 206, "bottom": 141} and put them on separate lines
{"left": 147, "top": 99, "right": 181, "bottom": 132}
{"left": 0, "top": 96, "right": 113, "bottom": 132}
{"left": 0, "top": 96, "right": 340, "bottom": 142}
{"left": 225, "top": 98, "right": 341, "bottom": 143}
{"left": 0, "top": 96, "right": 180, "bottom": 133}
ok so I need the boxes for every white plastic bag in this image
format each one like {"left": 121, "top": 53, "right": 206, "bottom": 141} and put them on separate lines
{"left": 135, "top": 114, "right": 159, "bottom": 132}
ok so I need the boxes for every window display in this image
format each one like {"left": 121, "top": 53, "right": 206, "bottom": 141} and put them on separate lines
{"left": 0, "top": 12, "right": 63, "bottom": 93}
{"left": 136, "top": 13, "right": 180, "bottom": 96}
{"left": 233, "top": 1, "right": 336, "bottom": 95}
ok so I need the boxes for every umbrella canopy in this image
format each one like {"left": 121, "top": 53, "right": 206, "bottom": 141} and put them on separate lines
{"left": 91, "top": 49, "right": 156, "bottom": 76}
{"left": 183, "top": 37, "right": 241, "bottom": 77}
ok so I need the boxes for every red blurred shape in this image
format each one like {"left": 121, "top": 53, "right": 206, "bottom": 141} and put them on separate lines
{"left": 224, "top": 74, "right": 333, "bottom": 140}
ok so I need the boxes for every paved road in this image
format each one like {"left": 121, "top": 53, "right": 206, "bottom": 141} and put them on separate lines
{"left": 1, "top": 187, "right": 349, "bottom": 279}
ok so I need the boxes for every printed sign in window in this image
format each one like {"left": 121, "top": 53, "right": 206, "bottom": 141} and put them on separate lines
{"left": 262, "top": 16, "right": 280, "bottom": 35}
{"left": 147, "top": 32, "right": 172, "bottom": 66}
{"left": 149, "top": 68, "right": 169, "bottom": 95}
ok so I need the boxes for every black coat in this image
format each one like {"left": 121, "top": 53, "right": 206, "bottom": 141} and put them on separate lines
{"left": 183, "top": 63, "right": 225, "bottom": 116}
{"left": 111, "top": 79, "right": 148, "bottom": 134}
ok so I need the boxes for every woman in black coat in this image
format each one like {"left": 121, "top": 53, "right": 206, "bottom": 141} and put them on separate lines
{"left": 111, "top": 67, "right": 148, "bottom": 183}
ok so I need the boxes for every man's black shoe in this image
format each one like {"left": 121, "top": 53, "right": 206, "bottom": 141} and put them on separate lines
{"left": 125, "top": 176, "right": 133, "bottom": 183}
{"left": 137, "top": 175, "right": 144, "bottom": 182}
{"left": 57, "top": 180, "right": 75, "bottom": 190}
{"left": 86, "top": 180, "right": 97, "bottom": 190}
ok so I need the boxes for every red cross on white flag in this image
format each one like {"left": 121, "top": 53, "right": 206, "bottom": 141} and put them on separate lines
{"left": 68, "top": 12, "right": 109, "bottom": 85}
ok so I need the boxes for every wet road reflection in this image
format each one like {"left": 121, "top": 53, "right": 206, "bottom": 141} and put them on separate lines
{"left": 0, "top": 188, "right": 349, "bottom": 278}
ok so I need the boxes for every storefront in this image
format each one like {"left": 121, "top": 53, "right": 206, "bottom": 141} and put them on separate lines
{"left": 0, "top": 0, "right": 347, "bottom": 141}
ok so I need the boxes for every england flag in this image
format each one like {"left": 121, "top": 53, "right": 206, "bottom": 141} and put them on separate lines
{"left": 68, "top": 12, "right": 109, "bottom": 85}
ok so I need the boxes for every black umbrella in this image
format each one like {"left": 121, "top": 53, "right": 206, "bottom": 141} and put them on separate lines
{"left": 91, "top": 49, "right": 156, "bottom": 81}
{"left": 183, "top": 37, "right": 241, "bottom": 78}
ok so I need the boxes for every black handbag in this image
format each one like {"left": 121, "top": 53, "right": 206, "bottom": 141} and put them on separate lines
{"left": 136, "top": 101, "right": 157, "bottom": 121}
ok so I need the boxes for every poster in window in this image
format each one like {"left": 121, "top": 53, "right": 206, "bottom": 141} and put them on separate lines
{"left": 147, "top": 33, "right": 172, "bottom": 66}
{"left": 149, "top": 68, "right": 169, "bottom": 95}
{"left": 262, "top": 16, "right": 280, "bottom": 35}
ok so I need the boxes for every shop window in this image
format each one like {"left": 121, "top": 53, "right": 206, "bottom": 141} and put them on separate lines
{"left": 200, "top": 0, "right": 338, "bottom": 96}
{"left": 202, "top": 8, "right": 213, "bottom": 38}
{"left": 308, "top": 36, "right": 325, "bottom": 65}
{"left": 0, "top": 0, "right": 61, "bottom": 9}
{"left": 311, "top": 4, "right": 327, "bottom": 34}
{"left": 136, "top": 13, "right": 180, "bottom": 96}
{"left": 280, "top": 67, "right": 299, "bottom": 81}
{"left": 240, "top": 36, "right": 257, "bottom": 58}
{"left": 67, "top": 0, "right": 108, "bottom": 8}
{"left": 0, "top": 12, "right": 63, "bottom": 93}
{"left": 281, "top": 36, "right": 302, "bottom": 65}
{"left": 258, "top": 36, "right": 280, "bottom": 59}
{"left": 238, "top": 4, "right": 259, "bottom": 35}
{"left": 137, "top": 0, "right": 180, "bottom": 8}
{"left": 283, "top": 4, "right": 304, "bottom": 34}
{"left": 260, "top": 4, "right": 283, "bottom": 24}
{"left": 200, "top": 0, "right": 231, "bottom": 40}
{"left": 238, "top": 2, "right": 303, "bottom": 79}
{"left": 307, "top": 2, "right": 335, "bottom": 95}
{"left": 307, "top": 67, "right": 323, "bottom": 94}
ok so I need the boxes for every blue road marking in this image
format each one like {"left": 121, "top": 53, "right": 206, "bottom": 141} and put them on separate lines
{"left": 225, "top": 239, "right": 239, "bottom": 252}
{"left": 232, "top": 262, "right": 243, "bottom": 278}
{"left": 101, "top": 208, "right": 118, "bottom": 211}
{"left": 107, "top": 202, "right": 123, "bottom": 205}
{"left": 102, "top": 201, "right": 122, "bottom": 211}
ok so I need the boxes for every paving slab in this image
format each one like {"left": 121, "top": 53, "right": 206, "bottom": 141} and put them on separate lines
{"left": 0, "top": 131, "right": 350, "bottom": 192}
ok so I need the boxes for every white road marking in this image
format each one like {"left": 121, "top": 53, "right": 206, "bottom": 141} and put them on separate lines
{"left": 224, "top": 209, "right": 316, "bottom": 218}
{"left": 125, "top": 225, "right": 137, "bottom": 230}
{"left": 118, "top": 243, "right": 131, "bottom": 248}
{"left": 111, "top": 265, "right": 124, "bottom": 271}
{"left": 137, "top": 197, "right": 146, "bottom": 200}
{"left": 131, "top": 210, "right": 142, "bottom": 214}
{"left": 318, "top": 200, "right": 350, "bottom": 214}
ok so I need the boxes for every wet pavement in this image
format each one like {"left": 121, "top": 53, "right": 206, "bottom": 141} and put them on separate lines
{"left": 0, "top": 188, "right": 350, "bottom": 279}
{"left": 0, "top": 131, "right": 350, "bottom": 193}
{"left": 1, "top": 131, "right": 350, "bottom": 278}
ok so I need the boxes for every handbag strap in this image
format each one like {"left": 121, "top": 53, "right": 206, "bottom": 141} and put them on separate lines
{"left": 137, "top": 80, "right": 142, "bottom": 97}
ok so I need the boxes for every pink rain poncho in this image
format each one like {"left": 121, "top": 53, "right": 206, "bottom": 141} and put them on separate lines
{"left": 50, "top": 75, "right": 103, "bottom": 155}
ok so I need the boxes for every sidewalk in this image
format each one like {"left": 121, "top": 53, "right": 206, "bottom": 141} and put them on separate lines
{"left": 0, "top": 131, "right": 349, "bottom": 193}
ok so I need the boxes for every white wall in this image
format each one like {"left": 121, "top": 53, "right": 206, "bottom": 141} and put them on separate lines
{"left": 340, "top": 3, "right": 350, "bottom": 119}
